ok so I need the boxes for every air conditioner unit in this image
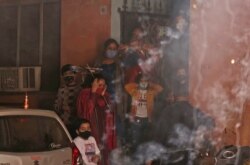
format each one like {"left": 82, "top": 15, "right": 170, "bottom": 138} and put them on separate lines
{"left": 0, "top": 66, "right": 41, "bottom": 92}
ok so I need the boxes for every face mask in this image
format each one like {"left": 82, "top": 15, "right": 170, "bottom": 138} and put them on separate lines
{"left": 105, "top": 50, "right": 117, "bottom": 58}
{"left": 79, "top": 131, "right": 91, "bottom": 140}
{"left": 139, "top": 82, "right": 148, "bottom": 89}
{"left": 63, "top": 76, "right": 74, "bottom": 85}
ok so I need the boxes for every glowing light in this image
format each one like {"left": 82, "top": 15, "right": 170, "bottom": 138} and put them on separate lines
{"left": 24, "top": 92, "right": 29, "bottom": 110}
{"left": 231, "top": 59, "right": 235, "bottom": 64}
{"left": 193, "top": 4, "right": 197, "bottom": 9}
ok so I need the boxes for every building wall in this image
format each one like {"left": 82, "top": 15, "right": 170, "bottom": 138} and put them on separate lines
{"left": 111, "top": 0, "right": 122, "bottom": 42}
{"left": 61, "top": 0, "right": 111, "bottom": 66}
{"left": 1, "top": 0, "right": 250, "bottom": 147}
{"left": 189, "top": 0, "right": 250, "bottom": 146}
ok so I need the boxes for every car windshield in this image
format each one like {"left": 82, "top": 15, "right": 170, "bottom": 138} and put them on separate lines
{"left": 0, "top": 115, "right": 71, "bottom": 152}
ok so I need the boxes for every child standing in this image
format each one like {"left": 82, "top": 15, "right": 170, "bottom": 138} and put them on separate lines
{"left": 74, "top": 119, "right": 101, "bottom": 165}
{"left": 125, "top": 73, "right": 163, "bottom": 149}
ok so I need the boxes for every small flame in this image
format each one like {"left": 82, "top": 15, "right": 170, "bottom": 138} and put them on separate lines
{"left": 230, "top": 59, "right": 235, "bottom": 64}
{"left": 24, "top": 92, "right": 29, "bottom": 110}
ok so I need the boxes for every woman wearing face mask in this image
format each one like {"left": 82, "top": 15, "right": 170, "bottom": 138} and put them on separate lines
{"left": 124, "top": 73, "right": 163, "bottom": 150}
{"left": 95, "top": 38, "right": 127, "bottom": 148}
{"left": 97, "top": 38, "right": 120, "bottom": 98}
{"left": 54, "top": 64, "right": 82, "bottom": 138}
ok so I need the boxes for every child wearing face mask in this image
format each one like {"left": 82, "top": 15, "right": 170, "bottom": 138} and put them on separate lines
{"left": 74, "top": 119, "right": 101, "bottom": 165}
{"left": 54, "top": 64, "right": 82, "bottom": 138}
{"left": 124, "top": 73, "right": 163, "bottom": 150}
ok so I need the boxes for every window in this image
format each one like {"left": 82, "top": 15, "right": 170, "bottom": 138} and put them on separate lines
{"left": 0, "top": 0, "right": 60, "bottom": 91}
{"left": 0, "top": 115, "right": 71, "bottom": 152}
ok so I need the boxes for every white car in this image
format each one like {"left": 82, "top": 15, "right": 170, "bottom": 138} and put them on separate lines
{"left": 0, "top": 108, "right": 82, "bottom": 165}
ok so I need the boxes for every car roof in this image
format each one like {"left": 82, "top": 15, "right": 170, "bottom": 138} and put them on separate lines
{"left": 0, "top": 107, "right": 59, "bottom": 118}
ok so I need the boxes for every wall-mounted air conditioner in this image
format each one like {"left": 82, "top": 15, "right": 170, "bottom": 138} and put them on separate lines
{"left": 0, "top": 66, "right": 41, "bottom": 92}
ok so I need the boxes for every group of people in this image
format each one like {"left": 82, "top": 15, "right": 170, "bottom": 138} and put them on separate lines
{"left": 54, "top": 20, "right": 215, "bottom": 165}
{"left": 53, "top": 25, "right": 167, "bottom": 163}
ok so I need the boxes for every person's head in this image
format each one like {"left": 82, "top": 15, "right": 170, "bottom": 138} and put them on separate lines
{"left": 176, "top": 68, "right": 187, "bottom": 85}
{"left": 61, "top": 64, "right": 77, "bottom": 86}
{"left": 136, "top": 73, "right": 149, "bottom": 90}
{"left": 103, "top": 38, "right": 119, "bottom": 59}
{"left": 131, "top": 26, "right": 145, "bottom": 41}
{"left": 175, "top": 15, "right": 187, "bottom": 33}
{"left": 75, "top": 119, "right": 92, "bottom": 140}
{"left": 93, "top": 74, "right": 107, "bottom": 95}
{"left": 173, "top": 68, "right": 188, "bottom": 97}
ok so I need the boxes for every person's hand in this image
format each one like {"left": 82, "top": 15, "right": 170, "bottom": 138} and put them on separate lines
{"left": 91, "top": 155, "right": 100, "bottom": 163}
{"left": 101, "top": 85, "right": 107, "bottom": 96}
{"left": 142, "top": 43, "right": 153, "bottom": 52}
{"left": 91, "top": 78, "right": 99, "bottom": 93}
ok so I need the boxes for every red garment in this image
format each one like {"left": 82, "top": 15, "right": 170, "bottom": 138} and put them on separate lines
{"left": 76, "top": 88, "right": 116, "bottom": 150}
{"left": 105, "top": 110, "right": 117, "bottom": 150}
{"left": 125, "top": 65, "right": 142, "bottom": 83}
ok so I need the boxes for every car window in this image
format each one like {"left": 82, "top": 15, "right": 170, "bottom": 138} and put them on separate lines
{"left": 0, "top": 115, "right": 71, "bottom": 152}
